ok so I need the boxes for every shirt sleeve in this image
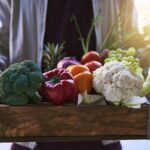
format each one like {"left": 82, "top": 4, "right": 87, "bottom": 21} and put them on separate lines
{"left": 0, "top": 0, "right": 10, "bottom": 70}
{"left": 11, "top": 142, "right": 36, "bottom": 150}
{"left": 92, "top": 0, "right": 137, "bottom": 50}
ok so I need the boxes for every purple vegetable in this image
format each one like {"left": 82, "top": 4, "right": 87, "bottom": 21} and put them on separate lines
{"left": 57, "top": 57, "right": 80, "bottom": 68}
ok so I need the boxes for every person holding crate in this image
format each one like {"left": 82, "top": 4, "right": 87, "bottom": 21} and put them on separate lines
{"left": 0, "top": 0, "right": 136, "bottom": 150}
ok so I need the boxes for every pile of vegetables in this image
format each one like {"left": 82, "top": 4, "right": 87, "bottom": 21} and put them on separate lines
{"left": 104, "top": 47, "right": 143, "bottom": 77}
{"left": 0, "top": 46, "right": 149, "bottom": 108}
{"left": 0, "top": 15, "right": 149, "bottom": 108}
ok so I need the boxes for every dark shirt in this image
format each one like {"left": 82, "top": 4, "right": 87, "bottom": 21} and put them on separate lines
{"left": 44, "top": 0, "right": 96, "bottom": 60}
{"left": 11, "top": 141, "right": 122, "bottom": 150}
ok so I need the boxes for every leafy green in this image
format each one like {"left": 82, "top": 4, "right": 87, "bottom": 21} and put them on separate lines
{"left": 42, "top": 42, "right": 65, "bottom": 72}
{"left": 0, "top": 60, "right": 44, "bottom": 105}
{"left": 141, "top": 68, "right": 150, "bottom": 96}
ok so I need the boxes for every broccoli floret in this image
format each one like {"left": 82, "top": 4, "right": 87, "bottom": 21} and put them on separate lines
{"left": 0, "top": 60, "right": 44, "bottom": 105}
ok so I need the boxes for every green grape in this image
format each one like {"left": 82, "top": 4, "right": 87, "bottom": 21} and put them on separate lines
{"left": 127, "top": 64, "right": 136, "bottom": 73}
{"left": 123, "top": 59, "right": 143, "bottom": 78}
{"left": 127, "top": 56, "right": 135, "bottom": 62}
{"left": 115, "top": 54, "right": 122, "bottom": 61}
{"left": 122, "top": 57, "right": 128, "bottom": 61}
{"left": 109, "top": 50, "right": 117, "bottom": 55}
{"left": 116, "top": 48, "right": 123, "bottom": 54}
{"left": 104, "top": 59, "right": 110, "bottom": 63}
{"left": 106, "top": 48, "right": 141, "bottom": 74}
{"left": 121, "top": 50, "right": 127, "bottom": 56}
{"left": 108, "top": 53, "right": 116, "bottom": 58}
{"left": 136, "top": 67, "right": 143, "bottom": 75}
{"left": 104, "top": 57, "right": 117, "bottom": 63}
{"left": 122, "top": 60, "right": 128, "bottom": 65}
{"left": 134, "top": 63, "right": 140, "bottom": 69}
{"left": 116, "top": 53, "right": 123, "bottom": 58}
{"left": 116, "top": 57, "right": 122, "bottom": 61}
{"left": 135, "top": 58, "right": 140, "bottom": 64}
{"left": 105, "top": 48, "right": 144, "bottom": 79}
{"left": 126, "top": 47, "right": 136, "bottom": 56}
{"left": 109, "top": 57, "right": 118, "bottom": 61}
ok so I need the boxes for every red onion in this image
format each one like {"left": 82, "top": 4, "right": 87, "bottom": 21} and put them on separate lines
{"left": 57, "top": 57, "right": 80, "bottom": 68}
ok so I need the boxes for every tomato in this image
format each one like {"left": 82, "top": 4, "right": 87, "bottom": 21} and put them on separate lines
{"left": 84, "top": 61, "right": 102, "bottom": 72}
{"left": 80, "top": 51, "right": 101, "bottom": 64}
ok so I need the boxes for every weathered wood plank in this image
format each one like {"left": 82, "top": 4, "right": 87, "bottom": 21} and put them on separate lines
{"left": 0, "top": 105, "right": 149, "bottom": 142}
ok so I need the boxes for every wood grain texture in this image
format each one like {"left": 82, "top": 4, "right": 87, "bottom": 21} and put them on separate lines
{"left": 0, "top": 105, "right": 149, "bottom": 142}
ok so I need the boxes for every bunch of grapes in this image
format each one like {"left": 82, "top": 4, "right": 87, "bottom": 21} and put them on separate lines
{"left": 104, "top": 47, "right": 143, "bottom": 77}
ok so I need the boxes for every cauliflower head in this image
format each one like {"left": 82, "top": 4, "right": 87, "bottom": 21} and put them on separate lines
{"left": 0, "top": 60, "right": 44, "bottom": 105}
{"left": 92, "top": 61, "right": 144, "bottom": 105}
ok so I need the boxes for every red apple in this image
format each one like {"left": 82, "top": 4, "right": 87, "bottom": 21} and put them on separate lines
{"left": 84, "top": 61, "right": 102, "bottom": 72}
{"left": 81, "top": 51, "right": 101, "bottom": 64}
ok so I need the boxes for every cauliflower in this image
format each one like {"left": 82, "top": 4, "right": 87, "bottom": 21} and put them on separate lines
{"left": 92, "top": 61, "right": 144, "bottom": 105}
{"left": 0, "top": 60, "right": 44, "bottom": 105}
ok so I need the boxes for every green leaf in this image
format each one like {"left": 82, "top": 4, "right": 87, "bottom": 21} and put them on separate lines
{"left": 71, "top": 14, "right": 103, "bottom": 54}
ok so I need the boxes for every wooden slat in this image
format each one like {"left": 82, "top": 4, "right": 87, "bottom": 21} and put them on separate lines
{"left": 0, "top": 105, "right": 149, "bottom": 142}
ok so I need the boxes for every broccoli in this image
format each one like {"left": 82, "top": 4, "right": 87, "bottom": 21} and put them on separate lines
{"left": 0, "top": 60, "right": 44, "bottom": 105}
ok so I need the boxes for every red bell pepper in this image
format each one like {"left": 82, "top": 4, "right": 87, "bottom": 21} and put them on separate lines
{"left": 40, "top": 68, "right": 77, "bottom": 105}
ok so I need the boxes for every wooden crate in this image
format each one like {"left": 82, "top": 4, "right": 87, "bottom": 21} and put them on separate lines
{"left": 0, "top": 104, "right": 149, "bottom": 142}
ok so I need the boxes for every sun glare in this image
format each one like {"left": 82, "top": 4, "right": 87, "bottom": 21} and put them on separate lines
{"left": 134, "top": 0, "right": 150, "bottom": 30}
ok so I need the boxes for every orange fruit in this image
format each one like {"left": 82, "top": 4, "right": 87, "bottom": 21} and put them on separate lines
{"left": 67, "top": 64, "right": 89, "bottom": 77}
{"left": 74, "top": 71, "right": 92, "bottom": 93}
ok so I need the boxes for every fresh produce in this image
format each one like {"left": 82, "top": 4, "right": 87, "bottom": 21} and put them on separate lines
{"left": 42, "top": 42, "right": 65, "bottom": 72}
{"left": 104, "top": 47, "right": 143, "bottom": 77}
{"left": 92, "top": 61, "right": 144, "bottom": 105}
{"left": 80, "top": 51, "right": 101, "bottom": 64}
{"left": 71, "top": 15, "right": 102, "bottom": 55}
{"left": 141, "top": 67, "right": 150, "bottom": 96}
{"left": 81, "top": 49, "right": 109, "bottom": 65}
{"left": 99, "top": 49, "right": 110, "bottom": 64}
{"left": 71, "top": 15, "right": 106, "bottom": 65}
{"left": 74, "top": 71, "right": 92, "bottom": 93}
{"left": 57, "top": 57, "right": 80, "bottom": 69}
{"left": 77, "top": 91, "right": 105, "bottom": 105}
{"left": 0, "top": 60, "right": 44, "bottom": 105}
{"left": 80, "top": 49, "right": 109, "bottom": 72}
{"left": 84, "top": 61, "right": 102, "bottom": 72}
{"left": 122, "top": 96, "right": 147, "bottom": 109}
{"left": 71, "top": 13, "right": 149, "bottom": 108}
{"left": 40, "top": 68, "right": 77, "bottom": 105}
{"left": 67, "top": 64, "right": 92, "bottom": 93}
{"left": 67, "top": 64, "right": 89, "bottom": 76}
